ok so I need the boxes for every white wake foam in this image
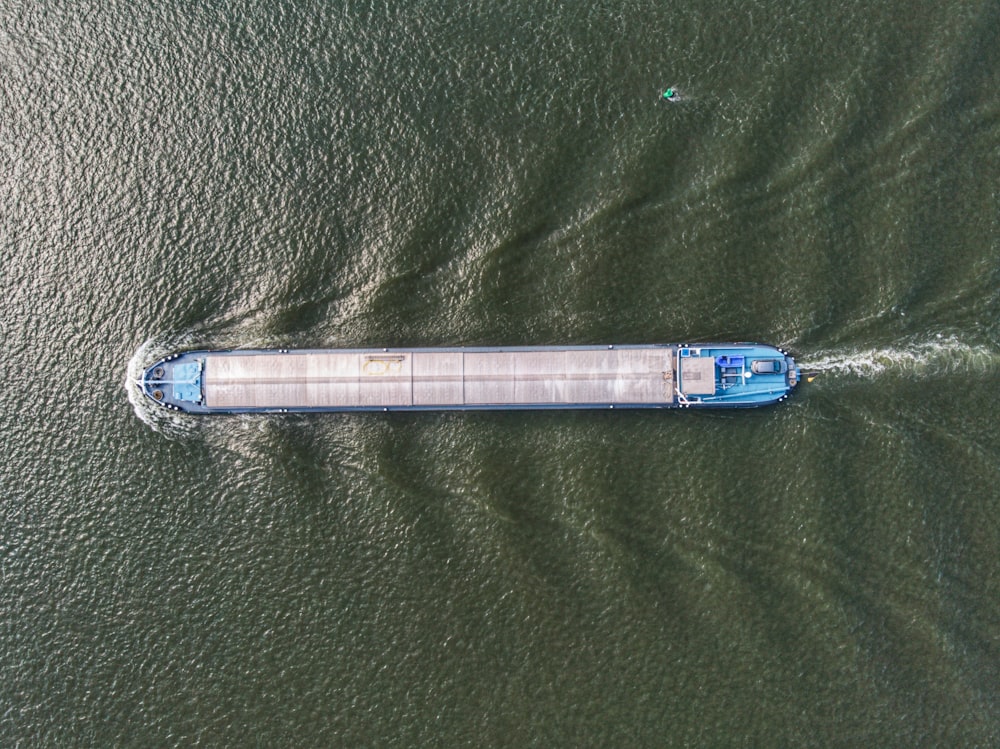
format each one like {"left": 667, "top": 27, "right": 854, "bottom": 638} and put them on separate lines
{"left": 800, "top": 335, "right": 1000, "bottom": 379}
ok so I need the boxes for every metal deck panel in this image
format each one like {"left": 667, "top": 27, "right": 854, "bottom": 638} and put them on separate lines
{"left": 201, "top": 347, "right": 676, "bottom": 409}
{"left": 463, "top": 352, "right": 516, "bottom": 404}
{"left": 463, "top": 349, "right": 672, "bottom": 406}
{"left": 608, "top": 348, "right": 673, "bottom": 403}
{"left": 306, "top": 354, "right": 360, "bottom": 407}
{"left": 512, "top": 351, "right": 568, "bottom": 403}
{"left": 561, "top": 350, "right": 615, "bottom": 403}
{"left": 205, "top": 353, "right": 361, "bottom": 408}
{"left": 412, "top": 352, "right": 463, "bottom": 405}
{"left": 679, "top": 356, "right": 716, "bottom": 396}
{"left": 359, "top": 353, "right": 412, "bottom": 406}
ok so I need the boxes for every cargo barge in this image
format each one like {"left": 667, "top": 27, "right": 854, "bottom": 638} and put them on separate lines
{"left": 139, "top": 344, "right": 801, "bottom": 413}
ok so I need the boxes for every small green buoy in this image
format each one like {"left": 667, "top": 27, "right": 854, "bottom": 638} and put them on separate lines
{"left": 662, "top": 87, "right": 678, "bottom": 101}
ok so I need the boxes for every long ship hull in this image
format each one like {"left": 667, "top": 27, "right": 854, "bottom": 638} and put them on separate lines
{"left": 140, "top": 344, "right": 801, "bottom": 414}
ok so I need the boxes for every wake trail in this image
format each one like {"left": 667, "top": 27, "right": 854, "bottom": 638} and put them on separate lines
{"left": 799, "top": 336, "right": 1000, "bottom": 379}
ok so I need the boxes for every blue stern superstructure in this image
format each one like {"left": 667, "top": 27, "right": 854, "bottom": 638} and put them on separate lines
{"left": 675, "top": 344, "right": 799, "bottom": 407}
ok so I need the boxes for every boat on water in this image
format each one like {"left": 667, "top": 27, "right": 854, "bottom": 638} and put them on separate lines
{"left": 139, "top": 343, "right": 802, "bottom": 414}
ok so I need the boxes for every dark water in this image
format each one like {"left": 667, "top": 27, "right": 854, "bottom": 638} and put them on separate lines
{"left": 3, "top": 0, "right": 999, "bottom": 745}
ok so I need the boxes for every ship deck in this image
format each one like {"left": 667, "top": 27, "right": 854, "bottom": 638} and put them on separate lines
{"left": 202, "top": 348, "right": 676, "bottom": 410}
